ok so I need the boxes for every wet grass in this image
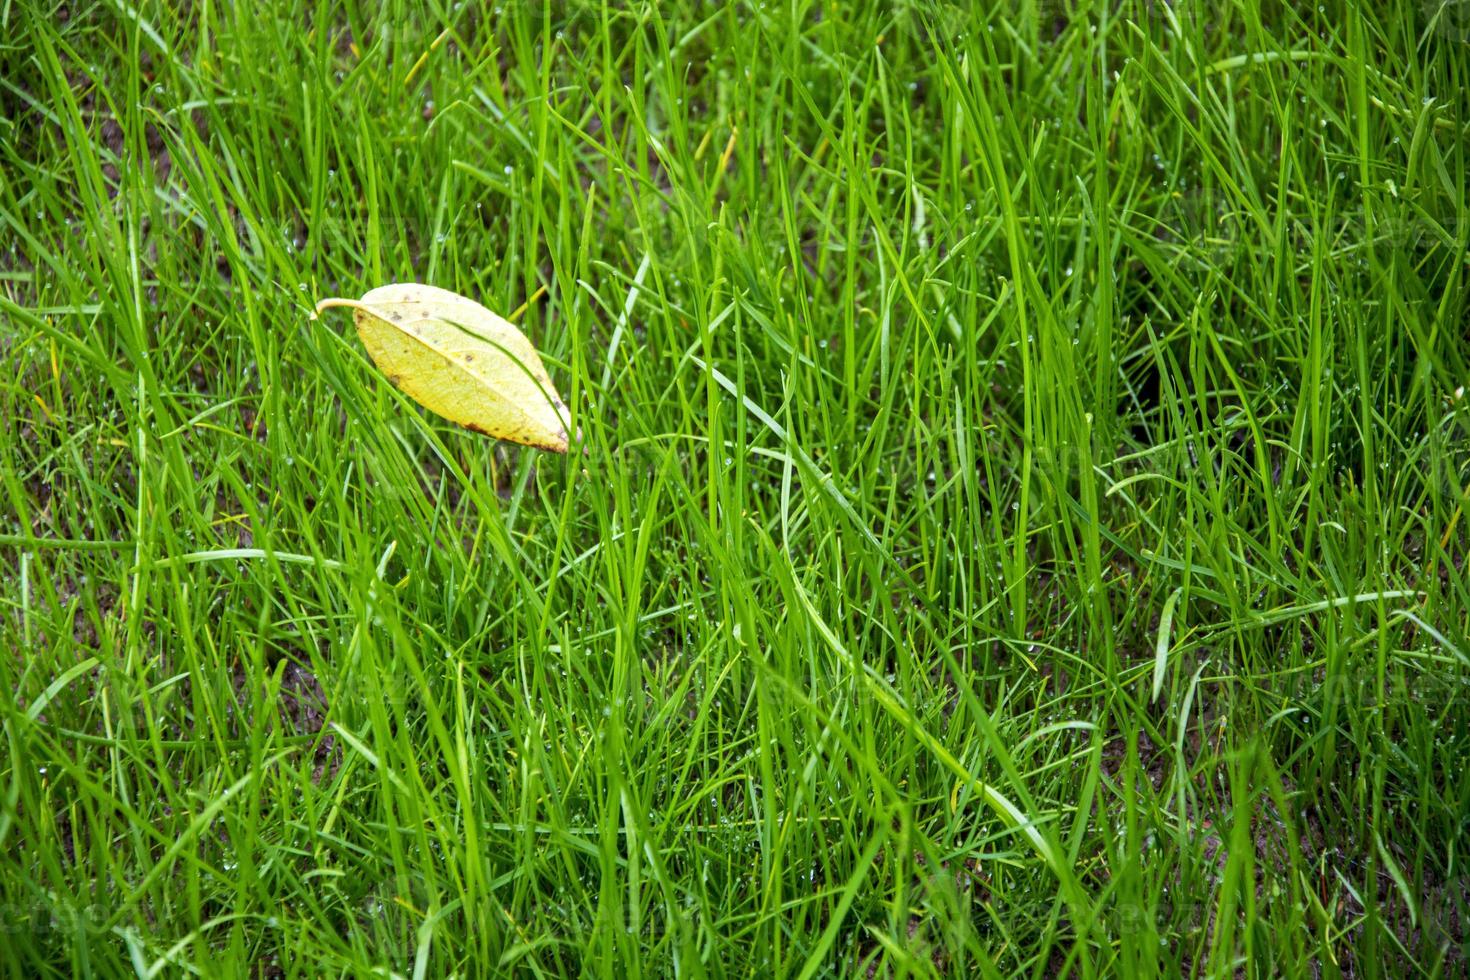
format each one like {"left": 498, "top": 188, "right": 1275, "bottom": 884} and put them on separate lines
{"left": 1, "top": 0, "right": 1468, "bottom": 976}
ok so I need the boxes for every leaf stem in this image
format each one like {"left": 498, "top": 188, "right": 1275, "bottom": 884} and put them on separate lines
{"left": 311, "top": 296, "right": 375, "bottom": 319}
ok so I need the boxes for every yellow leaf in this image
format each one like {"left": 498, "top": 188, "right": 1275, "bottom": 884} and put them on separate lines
{"left": 314, "top": 283, "right": 572, "bottom": 453}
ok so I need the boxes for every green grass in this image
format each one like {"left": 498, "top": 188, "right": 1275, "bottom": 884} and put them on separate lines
{"left": 2, "top": 0, "right": 1468, "bottom": 975}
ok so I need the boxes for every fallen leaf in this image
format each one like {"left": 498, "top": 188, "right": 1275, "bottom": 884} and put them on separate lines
{"left": 314, "top": 283, "right": 572, "bottom": 453}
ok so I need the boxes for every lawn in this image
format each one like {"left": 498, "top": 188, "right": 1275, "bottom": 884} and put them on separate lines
{"left": 1, "top": 0, "right": 1468, "bottom": 976}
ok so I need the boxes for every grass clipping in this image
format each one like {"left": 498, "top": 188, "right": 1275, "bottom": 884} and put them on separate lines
{"left": 314, "top": 283, "right": 572, "bottom": 453}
